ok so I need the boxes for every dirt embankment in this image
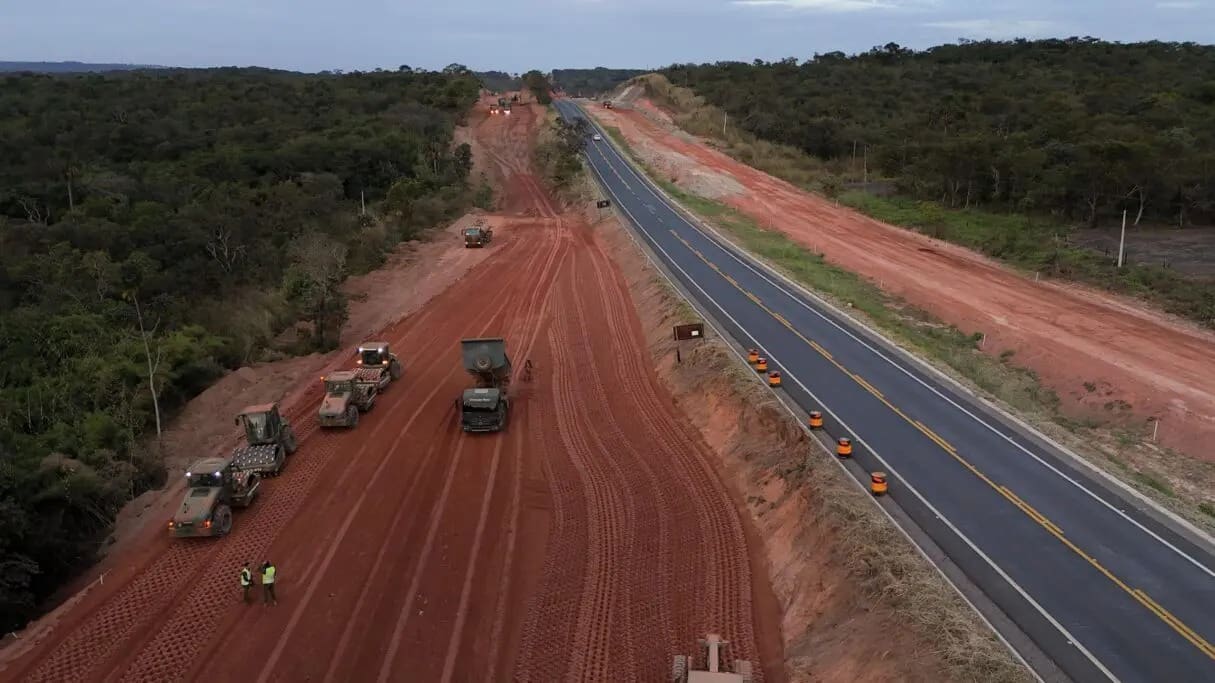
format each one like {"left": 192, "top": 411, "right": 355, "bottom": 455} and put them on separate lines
{"left": 587, "top": 202, "right": 1028, "bottom": 682}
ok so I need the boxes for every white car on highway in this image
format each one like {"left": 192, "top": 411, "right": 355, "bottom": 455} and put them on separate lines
{"left": 592, "top": 133, "right": 602, "bottom": 141}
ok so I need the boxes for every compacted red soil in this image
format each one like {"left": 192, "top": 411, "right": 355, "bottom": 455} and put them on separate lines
{"left": 1, "top": 99, "right": 777, "bottom": 683}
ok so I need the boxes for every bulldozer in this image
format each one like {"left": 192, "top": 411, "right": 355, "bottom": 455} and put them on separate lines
{"left": 354, "top": 341, "right": 404, "bottom": 390}
{"left": 463, "top": 221, "right": 493, "bottom": 247}
{"left": 458, "top": 337, "right": 511, "bottom": 432}
{"left": 230, "top": 402, "right": 298, "bottom": 477}
{"left": 318, "top": 369, "right": 377, "bottom": 428}
{"left": 167, "top": 456, "right": 260, "bottom": 538}
{"left": 671, "top": 634, "right": 753, "bottom": 683}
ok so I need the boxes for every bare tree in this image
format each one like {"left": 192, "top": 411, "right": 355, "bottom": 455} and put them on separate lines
{"left": 17, "top": 197, "right": 47, "bottom": 225}
{"left": 126, "top": 292, "right": 163, "bottom": 439}
{"left": 204, "top": 225, "right": 246, "bottom": 274}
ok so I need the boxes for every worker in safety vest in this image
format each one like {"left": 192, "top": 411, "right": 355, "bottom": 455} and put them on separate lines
{"left": 240, "top": 562, "right": 253, "bottom": 604}
{"left": 260, "top": 561, "right": 278, "bottom": 605}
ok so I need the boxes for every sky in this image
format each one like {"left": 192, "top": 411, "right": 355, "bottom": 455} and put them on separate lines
{"left": 1, "top": 0, "right": 1212, "bottom": 73}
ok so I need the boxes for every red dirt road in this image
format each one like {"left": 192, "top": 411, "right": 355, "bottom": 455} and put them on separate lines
{"left": 2, "top": 100, "right": 777, "bottom": 682}
{"left": 591, "top": 100, "right": 1215, "bottom": 463}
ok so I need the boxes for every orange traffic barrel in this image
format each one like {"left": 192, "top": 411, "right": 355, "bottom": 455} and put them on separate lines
{"left": 755, "top": 357, "right": 768, "bottom": 372}
{"left": 747, "top": 349, "right": 760, "bottom": 363}
{"left": 836, "top": 437, "right": 853, "bottom": 458}
{"left": 768, "top": 371, "right": 782, "bottom": 387}
{"left": 870, "top": 471, "right": 888, "bottom": 496}
{"left": 808, "top": 411, "right": 824, "bottom": 429}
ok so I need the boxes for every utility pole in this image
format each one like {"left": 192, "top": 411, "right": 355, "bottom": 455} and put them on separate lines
{"left": 360, "top": 190, "right": 366, "bottom": 217}
{"left": 863, "top": 145, "right": 868, "bottom": 185}
{"left": 722, "top": 111, "right": 728, "bottom": 137}
{"left": 1117, "top": 209, "right": 1127, "bottom": 268}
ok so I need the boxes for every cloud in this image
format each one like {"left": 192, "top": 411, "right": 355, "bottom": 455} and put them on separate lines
{"left": 732, "top": 0, "right": 896, "bottom": 11}
{"left": 922, "top": 18, "right": 1057, "bottom": 39}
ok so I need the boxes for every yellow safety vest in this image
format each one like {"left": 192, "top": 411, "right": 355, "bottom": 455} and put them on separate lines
{"left": 263, "top": 565, "right": 276, "bottom": 584}
{"left": 240, "top": 568, "right": 252, "bottom": 586}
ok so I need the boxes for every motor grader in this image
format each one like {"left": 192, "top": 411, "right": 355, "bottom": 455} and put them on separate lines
{"left": 168, "top": 456, "right": 260, "bottom": 538}
{"left": 318, "top": 369, "right": 377, "bottom": 428}
{"left": 230, "top": 402, "right": 298, "bottom": 477}
{"left": 354, "top": 341, "right": 404, "bottom": 390}
{"left": 671, "top": 633, "right": 753, "bottom": 683}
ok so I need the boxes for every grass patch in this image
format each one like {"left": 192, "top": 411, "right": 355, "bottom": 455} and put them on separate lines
{"left": 1200, "top": 502, "right": 1215, "bottom": 519}
{"left": 1133, "top": 471, "right": 1177, "bottom": 497}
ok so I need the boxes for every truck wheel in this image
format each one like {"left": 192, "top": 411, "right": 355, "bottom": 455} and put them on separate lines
{"left": 213, "top": 504, "right": 233, "bottom": 536}
{"left": 389, "top": 359, "right": 403, "bottom": 380}
{"left": 671, "top": 655, "right": 688, "bottom": 682}
{"left": 346, "top": 405, "right": 359, "bottom": 427}
{"left": 283, "top": 425, "right": 298, "bottom": 454}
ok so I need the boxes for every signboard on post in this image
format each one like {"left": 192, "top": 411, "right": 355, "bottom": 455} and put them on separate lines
{"left": 596, "top": 199, "right": 611, "bottom": 209}
{"left": 673, "top": 323, "right": 705, "bottom": 341}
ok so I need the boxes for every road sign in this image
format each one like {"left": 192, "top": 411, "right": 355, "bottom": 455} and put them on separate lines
{"left": 673, "top": 323, "right": 705, "bottom": 341}
{"left": 596, "top": 199, "right": 611, "bottom": 209}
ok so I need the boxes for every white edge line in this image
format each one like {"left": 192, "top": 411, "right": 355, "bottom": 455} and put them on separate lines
{"left": 588, "top": 105, "right": 1215, "bottom": 575}
{"left": 568, "top": 106, "right": 1082, "bottom": 682}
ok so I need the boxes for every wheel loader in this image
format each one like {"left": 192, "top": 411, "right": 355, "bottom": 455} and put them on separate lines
{"left": 230, "top": 402, "right": 298, "bottom": 477}
{"left": 318, "top": 369, "right": 377, "bottom": 428}
{"left": 458, "top": 337, "right": 511, "bottom": 432}
{"left": 671, "top": 633, "right": 753, "bottom": 683}
{"left": 167, "top": 456, "right": 260, "bottom": 538}
{"left": 354, "top": 341, "right": 404, "bottom": 390}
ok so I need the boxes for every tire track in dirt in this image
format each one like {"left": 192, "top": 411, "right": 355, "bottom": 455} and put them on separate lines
{"left": 11, "top": 294, "right": 455, "bottom": 683}
{"left": 238, "top": 234, "right": 554, "bottom": 683}
{"left": 371, "top": 211, "right": 565, "bottom": 682}
{"left": 114, "top": 242, "right": 537, "bottom": 683}
{"left": 579, "top": 227, "right": 759, "bottom": 671}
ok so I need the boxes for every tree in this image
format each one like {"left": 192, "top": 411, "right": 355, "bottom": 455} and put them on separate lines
{"left": 283, "top": 233, "right": 349, "bottom": 350}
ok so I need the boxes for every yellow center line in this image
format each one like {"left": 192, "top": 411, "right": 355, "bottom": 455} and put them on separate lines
{"left": 670, "top": 233, "right": 1215, "bottom": 659}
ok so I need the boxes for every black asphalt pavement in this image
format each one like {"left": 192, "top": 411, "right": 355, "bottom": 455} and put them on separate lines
{"left": 556, "top": 99, "right": 1215, "bottom": 683}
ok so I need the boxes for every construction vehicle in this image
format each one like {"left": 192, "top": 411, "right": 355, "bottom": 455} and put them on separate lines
{"left": 318, "top": 370, "right": 377, "bottom": 428}
{"left": 168, "top": 456, "right": 263, "bottom": 538}
{"left": 354, "top": 341, "right": 404, "bottom": 390}
{"left": 603, "top": 100, "right": 613, "bottom": 109}
{"left": 231, "top": 403, "right": 298, "bottom": 477}
{"left": 671, "top": 633, "right": 753, "bottom": 683}
{"left": 498, "top": 96, "right": 507, "bottom": 108}
{"left": 502, "top": 101, "right": 512, "bottom": 115}
{"left": 490, "top": 102, "right": 500, "bottom": 115}
{"left": 458, "top": 337, "right": 511, "bottom": 432}
{"left": 463, "top": 221, "right": 493, "bottom": 247}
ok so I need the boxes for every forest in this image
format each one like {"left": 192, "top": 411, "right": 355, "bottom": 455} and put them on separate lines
{"left": 0, "top": 66, "right": 481, "bottom": 630}
{"left": 663, "top": 39, "right": 1215, "bottom": 229}
{"left": 552, "top": 68, "right": 647, "bottom": 95}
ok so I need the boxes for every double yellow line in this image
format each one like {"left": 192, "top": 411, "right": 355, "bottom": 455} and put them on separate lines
{"left": 666, "top": 228, "right": 1215, "bottom": 661}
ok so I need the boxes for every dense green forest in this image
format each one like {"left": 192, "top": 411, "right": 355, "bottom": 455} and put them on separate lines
{"left": 663, "top": 39, "right": 1215, "bottom": 228}
{"left": 552, "top": 68, "right": 646, "bottom": 95}
{"left": 0, "top": 67, "right": 480, "bottom": 630}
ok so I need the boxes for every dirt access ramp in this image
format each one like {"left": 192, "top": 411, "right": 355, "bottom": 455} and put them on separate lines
{"left": 589, "top": 98, "right": 1215, "bottom": 467}
{"left": 1, "top": 100, "right": 779, "bottom": 683}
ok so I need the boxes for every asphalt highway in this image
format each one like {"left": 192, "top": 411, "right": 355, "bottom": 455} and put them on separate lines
{"left": 556, "top": 99, "right": 1215, "bottom": 683}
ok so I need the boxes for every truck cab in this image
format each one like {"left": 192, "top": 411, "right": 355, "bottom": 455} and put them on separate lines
{"left": 460, "top": 386, "right": 507, "bottom": 431}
